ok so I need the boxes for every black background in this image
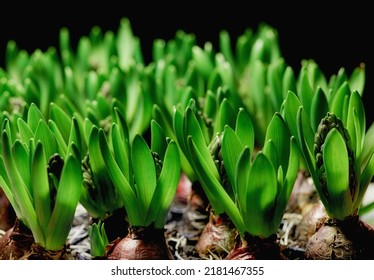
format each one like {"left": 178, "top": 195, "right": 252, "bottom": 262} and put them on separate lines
{"left": 0, "top": 4, "right": 372, "bottom": 126}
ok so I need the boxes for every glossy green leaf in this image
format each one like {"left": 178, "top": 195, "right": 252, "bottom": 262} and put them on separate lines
{"left": 116, "top": 18, "right": 137, "bottom": 70}
{"left": 273, "top": 137, "right": 299, "bottom": 226}
{"left": 298, "top": 67, "right": 313, "bottom": 118}
{"left": 347, "top": 91, "right": 365, "bottom": 156}
{"left": 17, "top": 118, "right": 34, "bottom": 145}
{"left": 34, "top": 120, "right": 58, "bottom": 160}
{"left": 187, "top": 136, "right": 244, "bottom": 232}
{"left": 48, "top": 120, "right": 68, "bottom": 155}
{"left": 263, "top": 140, "right": 279, "bottom": 174}
{"left": 185, "top": 107, "right": 220, "bottom": 180}
{"left": 203, "top": 91, "right": 217, "bottom": 121}
{"left": 264, "top": 113, "right": 290, "bottom": 170}
{"left": 27, "top": 103, "right": 45, "bottom": 133}
{"left": 282, "top": 91, "right": 302, "bottom": 143}
{"left": 31, "top": 142, "right": 51, "bottom": 232}
{"left": 361, "top": 123, "right": 374, "bottom": 170}
{"left": 330, "top": 82, "right": 350, "bottom": 122}
{"left": 88, "top": 127, "right": 119, "bottom": 214}
{"left": 323, "top": 129, "right": 352, "bottom": 220}
{"left": 282, "top": 66, "right": 297, "bottom": 100}
{"left": 235, "top": 108, "right": 254, "bottom": 151}
{"left": 153, "top": 104, "right": 174, "bottom": 139}
{"left": 98, "top": 130, "right": 141, "bottom": 225}
{"left": 88, "top": 221, "right": 109, "bottom": 257}
{"left": 45, "top": 155, "right": 82, "bottom": 250}
{"left": 246, "top": 153, "right": 277, "bottom": 237}
{"left": 355, "top": 151, "right": 374, "bottom": 210}
{"left": 236, "top": 147, "right": 251, "bottom": 216}
{"left": 151, "top": 120, "right": 167, "bottom": 159}
{"left": 111, "top": 124, "right": 132, "bottom": 187}
{"left": 1, "top": 131, "right": 43, "bottom": 244}
{"left": 222, "top": 126, "right": 244, "bottom": 194}
{"left": 219, "top": 30, "right": 236, "bottom": 73}
{"left": 113, "top": 107, "right": 130, "bottom": 143}
{"left": 349, "top": 63, "right": 365, "bottom": 96}
{"left": 296, "top": 107, "right": 329, "bottom": 208}
{"left": 216, "top": 55, "right": 235, "bottom": 93}
{"left": 0, "top": 156, "right": 21, "bottom": 217}
{"left": 147, "top": 141, "right": 181, "bottom": 228}
{"left": 67, "top": 117, "right": 84, "bottom": 158}
{"left": 132, "top": 134, "right": 157, "bottom": 216}
{"left": 267, "top": 59, "right": 285, "bottom": 111}
{"left": 192, "top": 45, "right": 214, "bottom": 79}
{"left": 310, "top": 87, "right": 329, "bottom": 132}
{"left": 215, "top": 98, "right": 236, "bottom": 135}
{"left": 13, "top": 141, "right": 30, "bottom": 190}
{"left": 50, "top": 102, "right": 72, "bottom": 143}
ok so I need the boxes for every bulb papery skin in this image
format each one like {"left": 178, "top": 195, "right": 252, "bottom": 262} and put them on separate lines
{"left": 225, "top": 233, "right": 285, "bottom": 260}
{"left": 195, "top": 211, "right": 238, "bottom": 259}
{"left": 106, "top": 225, "right": 174, "bottom": 260}
{"left": 305, "top": 216, "right": 374, "bottom": 260}
{"left": 0, "top": 219, "right": 72, "bottom": 260}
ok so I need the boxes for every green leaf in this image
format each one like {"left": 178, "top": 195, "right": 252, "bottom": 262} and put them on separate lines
{"left": 34, "top": 120, "right": 58, "bottom": 160}
{"left": 310, "top": 87, "right": 329, "bottom": 132}
{"left": 27, "top": 103, "right": 45, "bottom": 133}
{"left": 273, "top": 137, "right": 299, "bottom": 226}
{"left": 323, "top": 129, "right": 352, "bottom": 220}
{"left": 203, "top": 91, "right": 218, "bottom": 121}
{"left": 246, "top": 153, "right": 277, "bottom": 237}
{"left": 45, "top": 155, "right": 82, "bottom": 250}
{"left": 349, "top": 63, "right": 365, "bottom": 96}
{"left": 282, "top": 91, "right": 303, "bottom": 143}
{"left": 111, "top": 124, "right": 132, "bottom": 187}
{"left": 171, "top": 106, "right": 196, "bottom": 181}
{"left": 116, "top": 18, "right": 137, "bottom": 70}
{"left": 296, "top": 107, "right": 329, "bottom": 208}
{"left": 113, "top": 107, "right": 130, "bottom": 144}
{"left": 282, "top": 66, "right": 297, "bottom": 100}
{"left": 49, "top": 120, "right": 68, "bottom": 155}
{"left": 215, "top": 98, "right": 236, "bottom": 135}
{"left": 0, "top": 156, "right": 21, "bottom": 218}
{"left": 192, "top": 45, "right": 214, "bottom": 79}
{"left": 222, "top": 126, "right": 244, "bottom": 194}
{"left": 147, "top": 141, "right": 181, "bottom": 228}
{"left": 67, "top": 117, "right": 84, "bottom": 158}
{"left": 354, "top": 151, "right": 374, "bottom": 210}
{"left": 264, "top": 113, "right": 290, "bottom": 170}
{"left": 298, "top": 67, "right": 313, "bottom": 118}
{"left": 235, "top": 108, "right": 254, "bottom": 151}
{"left": 17, "top": 118, "right": 34, "bottom": 144}
{"left": 50, "top": 102, "right": 72, "bottom": 143}
{"left": 361, "top": 123, "right": 374, "bottom": 170}
{"left": 31, "top": 142, "right": 51, "bottom": 233}
{"left": 132, "top": 135, "right": 157, "bottom": 218}
{"left": 98, "top": 129, "right": 141, "bottom": 225}
{"left": 153, "top": 104, "right": 174, "bottom": 139}
{"left": 88, "top": 221, "right": 109, "bottom": 257}
{"left": 347, "top": 91, "right": 365, "bottom": 157}
{"left": 185, "top": 107, "right": 220, "bottom": 180}
{"left": 219, "top": 30, "right": 236, "bottom": 74}
{"left": 151, "top": 120, "right": 167, "bottom": 159}
{"left": 236, "top": 147, "right": 251, "bottom": 216}
{"left": 13, "top": 141, "right": 30, "bottom": 190}
{"left": 1, "top": 131, "right": 44, "bottom": 244}
{"left": 263, "top": 140, "right": 279, "bottom": 174}
{"left": 330, "top": 82, "right": 350, "bottom": 123}
{"left": 267, "top": 59, "right": 285, "bottom": 111}
{"left": 187, "top": 136, "right": 245, "bottom": 233}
